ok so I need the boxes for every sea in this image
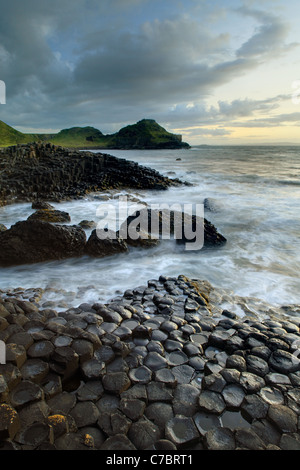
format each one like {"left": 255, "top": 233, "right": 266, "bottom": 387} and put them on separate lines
{"left": 1, "top": 145, "right": 300, "bottom": 318}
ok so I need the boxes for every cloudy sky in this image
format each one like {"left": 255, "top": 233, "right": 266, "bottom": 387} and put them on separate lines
{"left": 0, "top": 0, "right": 300, "bottom": 144}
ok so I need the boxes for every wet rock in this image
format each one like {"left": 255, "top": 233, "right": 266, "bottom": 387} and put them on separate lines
{"left": 148, "top": 439, "right": 177, "bottom": 450}
{"left": 145, "top": 402, "right": 174, "bottom": 429}
{"left": 119, "top": 398, "right": 146, "bottom": 421}
{"left": 266, "top": 372, "right": 291, "bottom": 387}
{"left": 76, "top": 381, "right": 104, "bottom": 402}
{"left": 259, "top": 387, "right": 284, "bottom": 406}
{"left": 78, "top": 220, "right": 96, "bottom": 229}
{"left": 71, "top": 339, "right": 94, "bottom": 363}
{"left": 204, "top": 427, "right": 235, "bottom": 450}
{"left": 226, "top": 354, "right": 247, "bottom": 372}
{"left": 269, "top": 349, "right": 300, "bottom": 374}
{"left": 7, "top": 331, "right": 34, "bottom": 350}
{"left": 241, "top": 394, "right": 269, "bottom": 422}
{"left": 246, "top": 355, "right": 269, "bottom": 377}
{"left": 0, "top": 220, "right": 86, "bottom": 266}
{"left": 165, "top": 339, "right": 183, "bottom": 352}
{"left": 279, "top": 433, "right": 300, "bottom": 450}
{"left": 154, "top": 368, "right": 177, "bottom": 386}
{"left": 50, "top": 346, "right": 79, "bottom": 380}
{"left": 0, "top": 143, "right": 181, "bottom": 206}
{"left": 102, "top": 372, "right": 131, "bottom": 394}
{"left": 202, "top": 372, "right": 227, "bottom": 393}
{"left": 85, "top": 229, "right": 128, "bottom": 258}
{"left": 209, "top": 328, "right": 234, "bottom": 349}
{"left": 198, "top": 390, "right": 226, "bottom": 415}
{"left": 27, "top": 340, "right": 54, "bottom": 360}
{"left": 188, "top": 356, "right": 206, "bottom": 371}
{"left": 15, "top": 422, "right": 54, "bottom": 448}
{"left": 147, "top": 382, "right": 173, "bottom": 402}
{"left": 251, "top": 345, "right": 271, "bottom": 362}
{"left": 165, "top": 415, "right": 200, "bottom": 448}
{"left": 267, "top": 337, "right": 290, "bottom": 352}
{"left": 32, "top": 201, "right": 54, "bottom": 210}
{"left": 252, "top": 419, "right": 281, "bottom": 447}
{"left": 167, "top": 351, "right": 188, "bottom": 366}
{"left": 173, "top": 384, "right": 200, "bottom": 417}
{"left": 47, "top": 391, "right": 76, "bottom": 415}
{"left": 28, "top": 209, "right": 71, "bottom": 223}
{"left": 20, "top": 359, "right": 49, "bottom": 383}
{"left": 121, "top": 384, "right": 147, "bottom": 401}
{"left": 171, "top": 364, "right": 194, "bottom": 384}
{"left": 6, "top": 343, "right": 27, "bottom": 368}
{"left": 10, "top": 380, "right": 44, "bottom": 408}
{"left": 144, "top": 352, "right": 168, "bottom": 371}
{"left": 235, "top": 428, "right": 266, "bottom": 450}
{"left": 193, "top": 412, "right": 222, "bottom": 436}
{"left": 222, "top": 384, "right": 245, "bottom": 409}
{"left": 267, "top": 404, "right": 298, "bottom": 433}
{"left": 220, "top": 368, "right": 240, "bottom": 384}
{"left": 100, "top": 434, "right": 136, "bottom": 450}
{"left": 80, "top": 358, "right": 105, "bottom": 380}
{"left": 70, "top": 401, "right": 100, "bottom": 428}
{"left": 239, "top": 372, "right": 265, "bottom": 393}
{"left": 128, "top": 417, "right": 161, "bottom": 450}
{"left": 1, "top": 274, "right": 300, "bottom": 451}
{"left": 129, "top": 366, "right": 152, "bottom": 384}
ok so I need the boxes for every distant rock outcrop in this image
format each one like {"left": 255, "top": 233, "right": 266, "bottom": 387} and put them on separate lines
{"left": 0, "top": 142, "right": 184, "bottom": 205}
{"left": 104, "top": 119, "right": 190, "bottom": 150}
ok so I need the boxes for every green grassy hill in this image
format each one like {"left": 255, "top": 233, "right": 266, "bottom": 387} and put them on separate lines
{"left": 106, "top": 119, "right": 189, "bottom": 149}
{"left": 49, "top": 126, "right": 107, "bottom": 148}
{"left": 0, "top": 119, "right": 190, "bottom": 149}
{"left": 0, "top": 120, "right": 39, "bottom": 147}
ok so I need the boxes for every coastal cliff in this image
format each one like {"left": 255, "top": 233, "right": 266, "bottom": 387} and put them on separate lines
{"left": 0, "top": 119, "right": 190, "bottom": 150}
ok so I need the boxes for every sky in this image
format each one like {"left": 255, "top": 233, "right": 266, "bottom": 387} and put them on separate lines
{"left": 0, "top": 0, "right": 300, "bottom": 145}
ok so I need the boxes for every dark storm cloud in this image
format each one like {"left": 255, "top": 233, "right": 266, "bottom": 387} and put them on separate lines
{"left": 0, "top": 0, "right": 298, "bottom": 133}
{"left": 236, "top": 6, "right": 298, "bottom": 59}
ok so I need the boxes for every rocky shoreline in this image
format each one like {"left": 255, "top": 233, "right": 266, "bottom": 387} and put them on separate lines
{"left": 0, "top": 143, "right": 185, "bottom": 206}
{"left": 1, "top": 275, "right": 300, "bottom": 451}
{"left": 0, "top": 203, "right": 226, "bottom": 267}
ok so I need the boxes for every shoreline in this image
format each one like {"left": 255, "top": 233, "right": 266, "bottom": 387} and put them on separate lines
{"left": 1, "top": 274, "right": 300, "bottom": 450}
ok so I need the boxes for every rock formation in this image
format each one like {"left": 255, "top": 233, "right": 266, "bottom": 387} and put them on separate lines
{"left": 0, "top": 143, "right": 184, "bottom": 206}
{"left": 0, "top": 275, "right": 300, "bottom": 450}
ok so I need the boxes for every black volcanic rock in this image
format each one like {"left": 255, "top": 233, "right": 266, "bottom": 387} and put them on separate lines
{"left": 119, "top": 208, "right": 226, "bottom": 249}
{"left": 0, "top": 143, "right": 184, "bottom": 205}
{"left": 85, "top": 229, "right": 128, "bottom": 258}
{"left": 0, "top": 219, "right": 86, "bottom": 266}
{"left": 28, "top": 209, "right": 71, "bottom": 223}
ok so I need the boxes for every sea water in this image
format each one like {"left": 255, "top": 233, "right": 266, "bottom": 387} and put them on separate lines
{"left": 0, "top": 146, "right": 299, "bottom": 315}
